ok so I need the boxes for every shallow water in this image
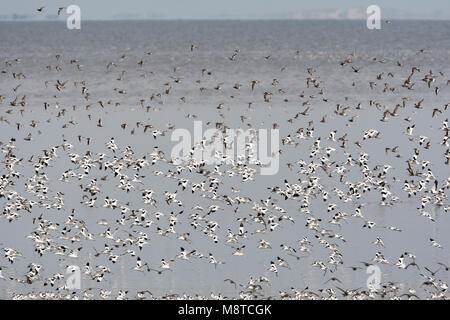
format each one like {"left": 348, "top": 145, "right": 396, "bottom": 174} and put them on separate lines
{"left": 0, "top": 20, "right": 449, "bottom": 299}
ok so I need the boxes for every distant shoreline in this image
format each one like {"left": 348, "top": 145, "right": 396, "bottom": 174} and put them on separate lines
{"left": 1, "top": 18, "right": 450, "bottom": 22}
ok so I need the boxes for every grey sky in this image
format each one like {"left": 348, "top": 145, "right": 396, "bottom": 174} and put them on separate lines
{"left": 1, "top": 0, "right": 450, "bottom": 20}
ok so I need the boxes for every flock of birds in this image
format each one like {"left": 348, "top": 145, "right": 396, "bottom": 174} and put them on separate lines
{"left": 0, "top": 11, "right": 449, "bottom": 300}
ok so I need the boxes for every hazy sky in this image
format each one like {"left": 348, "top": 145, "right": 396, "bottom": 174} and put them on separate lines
{"left": 2, "top": 0, "right": 450, "bottom": 19}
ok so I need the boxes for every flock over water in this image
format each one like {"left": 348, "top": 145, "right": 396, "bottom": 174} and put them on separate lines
{"left": 0, "top": 16, "right": 449, "bottom": 300}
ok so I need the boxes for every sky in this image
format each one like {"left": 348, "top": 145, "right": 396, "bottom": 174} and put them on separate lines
{"left": 1, "top": 0, "right": 450, "bottom": 20}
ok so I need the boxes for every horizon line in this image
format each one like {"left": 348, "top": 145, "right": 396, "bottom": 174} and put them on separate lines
{"left": 1, "top": 18, "right": 450, "bottom": 22}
